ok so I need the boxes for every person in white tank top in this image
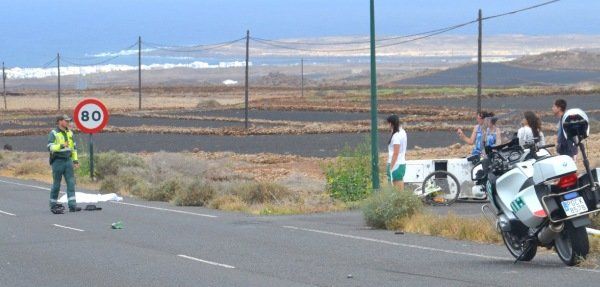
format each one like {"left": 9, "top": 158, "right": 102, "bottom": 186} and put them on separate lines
{"left": 386, "top": 115, "right": 407, "bottom": 191}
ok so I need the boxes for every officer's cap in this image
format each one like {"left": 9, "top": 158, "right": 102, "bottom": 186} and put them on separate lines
{"left": 56, "top": 114, "right": 71, "bottom": 122}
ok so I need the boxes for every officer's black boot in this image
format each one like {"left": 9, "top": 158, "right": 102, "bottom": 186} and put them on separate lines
{"left": 51, "top": 204, "right": 65, "bottom": 214}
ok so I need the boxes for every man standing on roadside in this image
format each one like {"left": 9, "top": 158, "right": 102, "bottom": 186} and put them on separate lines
{"left": 553, "top": 99, "right": 578, "bottom": 160}
{"left": 48, "top": 115, "right": 81, "bottom": 213}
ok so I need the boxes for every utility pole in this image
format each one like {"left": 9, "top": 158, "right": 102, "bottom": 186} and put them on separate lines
{"left": 369, "top": 0, "right": 380, "bottom": 190}
{"left": 477, "top": 9, "right": 483, "bottom": 113}
{"left": 244, "top": 30, "right": 250, "bottom": 129}
{"left": 301, "top": 58, "right": 304, "bottom": 97}
{"left": 2, "top": 62, "right": 6, "bottom": 110}
{"left": 57, "top": 53, "right": 61, "bottom": 111}
{"left": 138, "top": 36, "right": 142, "bottom": 110}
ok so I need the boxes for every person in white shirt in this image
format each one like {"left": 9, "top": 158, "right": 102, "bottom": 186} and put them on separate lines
{"left": 386, "top": 115, "right": 407, "bottom": 191}
{"left": 517, "top": 111, "right": 545, "bottom": 148}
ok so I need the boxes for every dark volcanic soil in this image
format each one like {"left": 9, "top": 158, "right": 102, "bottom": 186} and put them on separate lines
{"left": 3, "top": 131, "right": 459, "bottom": 157}
{"left": 380, "top": 94, "right": 600, "bottom": 111}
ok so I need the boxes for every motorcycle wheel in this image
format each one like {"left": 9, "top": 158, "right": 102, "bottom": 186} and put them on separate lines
{"left": 501, "top": 230, "right": 537, "bottom": 261}
{"left": 555, "top": 221, "right": 589, "bottom": 266}
{"left": 421, "top": 171, "right": 460, "bottom": 206}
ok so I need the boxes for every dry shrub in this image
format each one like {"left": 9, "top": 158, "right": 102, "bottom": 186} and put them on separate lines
{"left": 99, "top": 177, "right": 121, "bottom": 193}
{"left": 209, "top": 195, "right": 248, "bottom": 212}
{"left": 592, "top": 214, "right": 600, "bottom": 229}
{"left": 202, "top": 165, "right": 246, "bottom": 182}
{"left": 140, "top": 178, "right": 183, "bottom": 202}
{"left": 579, "top": 236, "right": 600, "bottom": 269}
{"left": 228, "top": 181, "right": 291, "bottom": 204}
{"left": 391, "top": 212, "right": 502, "bottom": 244}
{"left": 361, "top": 187, "right": 423, "bottom": 229}
{"left": 257, "top": 201, "right": 348, "bottom": 215}
{"left": 590, "top": 236, "right": 600, "bottom": 254}
{"left": 196, "top": 99, "right": 222, "bottom": 108}
{"left": 130, "top": 180, "right": 152, "bottom": 197}
{"left": 259, "top": 204, "right": 302, "bottom": 215}
{"left": 13, "top": 160, "right": 47, "bottom": 176}
{"left": 147, "top": 152, "right": 207, "bottom": 180}
{"left": 117, "top": 168, "right": 149, "bottom": 194}
{"left": 171, "top": 178, "right": 215, "bottom": 206}
{"left": 96, "top": 151, "right": 147, "bottom": 179}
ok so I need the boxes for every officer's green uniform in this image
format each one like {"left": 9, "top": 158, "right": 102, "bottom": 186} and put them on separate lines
{"left": 47, "top": 126, "right": 78, "bottom": 209}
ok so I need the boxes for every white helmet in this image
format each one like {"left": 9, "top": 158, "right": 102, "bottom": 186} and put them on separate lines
{"left": 562, "top": 108, "right": 589, "bottom": 140}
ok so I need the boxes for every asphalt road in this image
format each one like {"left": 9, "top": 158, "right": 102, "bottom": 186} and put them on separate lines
{"left": 1, "top": 176, "right": 599, "bottom": 287}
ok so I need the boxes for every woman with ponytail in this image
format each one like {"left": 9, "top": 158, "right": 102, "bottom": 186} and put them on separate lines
{"left": 386, "top": 115, "right": 407, "bottom": 191}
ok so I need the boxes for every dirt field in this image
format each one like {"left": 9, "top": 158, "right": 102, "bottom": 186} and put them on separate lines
{"left": 1, "top": 86, "right": 598, "bottom": 157}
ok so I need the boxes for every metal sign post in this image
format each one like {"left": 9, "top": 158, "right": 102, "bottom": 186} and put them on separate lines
{"left": 89, "top": 133, "right": 94, "bottom": 180}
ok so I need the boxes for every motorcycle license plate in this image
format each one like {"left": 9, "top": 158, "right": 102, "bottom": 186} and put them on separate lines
{"left": 561, "top": 197, "right": 588, "bottom": 217}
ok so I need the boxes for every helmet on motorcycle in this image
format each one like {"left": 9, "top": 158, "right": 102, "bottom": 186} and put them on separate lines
{"left": 561, "top": 108, "right": 589, "bottom": 141}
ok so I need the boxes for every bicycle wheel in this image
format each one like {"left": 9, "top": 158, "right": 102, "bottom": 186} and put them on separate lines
{"left": 421, "top": 171, "right": 460, "bottom": 206}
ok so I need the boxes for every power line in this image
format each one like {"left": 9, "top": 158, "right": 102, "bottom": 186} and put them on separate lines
{"left": 41, "top": 57, "right": 58, "bottom": 68}
{"left": 143, "top": 37, "right": 246, "bottom": 52}
{"left": 483, "top": 0, "right": 560, "bottom": 20}
{"left": 252, "top": 22, "right": 477, "bottom": 46}
{"left": 252, "top": 0, "right": 561, "bottom": 51}
{"left": 251, "top": 22, "right": 474, "bottom": 53}
{"left": 61, "top": 55, "right": 122, "bottom": 67}
{"left": 61, "top": 42, "right": 138, "bottom": 61}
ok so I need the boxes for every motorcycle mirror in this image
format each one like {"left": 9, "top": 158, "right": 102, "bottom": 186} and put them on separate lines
{"left": 562, "top": 108, "right": 589, "bottom": 141}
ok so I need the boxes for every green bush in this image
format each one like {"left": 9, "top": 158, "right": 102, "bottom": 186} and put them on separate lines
{"left": 325, "top": 142, "right": 372, "bottom": 202}
{"left": 362, "top": 187, "right": 423, "bottom": 229}
{"left": 171, "top": 178, "right": 215, "bottom": 206}
{"left": 228, "top": 181, "right": 290, "bottom": 204}
{"left": 95, "top": 151, "right": 147, "bottom": 179}
{"left": 77, "top": 151, "right": 147, "bottom": 180}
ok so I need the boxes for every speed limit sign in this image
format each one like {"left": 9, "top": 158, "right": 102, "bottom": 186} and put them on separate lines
{"left": 73, "top": 98, "right": 109, "bottom": 134}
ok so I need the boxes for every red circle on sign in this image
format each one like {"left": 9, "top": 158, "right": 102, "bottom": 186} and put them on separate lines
{"left": 73, "top": 98, "right": 109, "bottom": 134}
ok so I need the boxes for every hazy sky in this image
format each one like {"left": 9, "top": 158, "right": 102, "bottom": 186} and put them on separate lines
{"left": 1, "top": 0, "right": 598, "bottom": 66}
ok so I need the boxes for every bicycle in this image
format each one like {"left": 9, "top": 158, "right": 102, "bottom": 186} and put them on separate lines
{"left": 413, "top": 170, "right": 461, "bottom": 206}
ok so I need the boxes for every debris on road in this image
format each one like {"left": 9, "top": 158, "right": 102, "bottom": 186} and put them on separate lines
{"left": 111, "top": 221, "right": 124, "bottom": 229}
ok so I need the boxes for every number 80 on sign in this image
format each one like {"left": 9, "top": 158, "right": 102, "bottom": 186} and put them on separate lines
{"left": 73, "top": 98, "right": 109, "bottom": 134}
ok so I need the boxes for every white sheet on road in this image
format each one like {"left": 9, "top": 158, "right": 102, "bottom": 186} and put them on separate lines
{"left": 58, "top": 192, "right": 123, "bottom": 204}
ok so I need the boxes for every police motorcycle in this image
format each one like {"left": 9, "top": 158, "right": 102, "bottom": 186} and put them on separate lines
{"left": 472, "top": 109, "right": 600, "bottom": 266}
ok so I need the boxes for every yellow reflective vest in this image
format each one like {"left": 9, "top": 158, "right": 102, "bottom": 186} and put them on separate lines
{"left": 47, "top": 128, "right": 78, "bottom": 162}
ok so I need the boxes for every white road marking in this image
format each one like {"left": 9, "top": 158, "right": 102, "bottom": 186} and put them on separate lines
{"left": 283, "top": 226, "right": 600, "bottom": 274}
{"left": 0, "top": 178, "right": 217, "bottom": 218}
{"left": 53, "top": 224, "right": 85, "bottom": 232}
{"left": 282, "top": 225, "right": 507, "bottom": 261}
{"left": 177, "top": 254, "right": 235, "bottom": 269}
{"left": 0, "top": 209, "right": 16, "bottom": 216}
{"left": 0, "top": 179, "right": 49, "bottom": 191}
{"left": 112, "top": 202, "right": 217, "bottom": 218}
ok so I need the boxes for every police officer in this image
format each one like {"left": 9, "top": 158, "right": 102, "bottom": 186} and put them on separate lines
{"left": 48, "top": 115, "right": 81, "bottom": 213}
